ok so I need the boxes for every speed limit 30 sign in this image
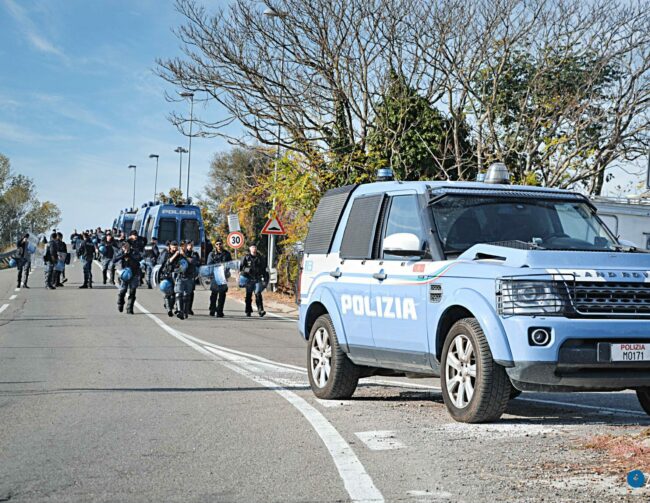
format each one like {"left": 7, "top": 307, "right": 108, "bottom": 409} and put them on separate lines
{"left": 227, "top": 231, "right": 245, "bottom": 249}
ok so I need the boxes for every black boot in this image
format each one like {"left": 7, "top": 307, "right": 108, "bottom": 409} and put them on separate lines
{"left": 188, "top": 292, "right": 195, "bottom": 316}
{"left": 117, "top": 290, "right": 126, "bottom": 312}
{"left": 126, "top": 288, "right": 136, "bottom": 314}
{"left": 102, "top": 270, "right": 107, "bottom": 285}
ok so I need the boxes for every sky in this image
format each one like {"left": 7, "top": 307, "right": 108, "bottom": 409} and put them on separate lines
{"left": 0, "top": 0, "right": 235, "bottom": 237}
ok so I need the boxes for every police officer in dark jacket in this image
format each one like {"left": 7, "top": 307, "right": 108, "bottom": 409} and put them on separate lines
{"left": 78, "top": 233, "right": 96, "bottom": 288}
{"left": 184, "top": 241, "right": 200, "bottom": 316}
{"left": 113, "top": 241, "right": 142, "bottom": 314}
{"left": 127, "top": 230, "right": 146, "bottom": 254}
{"left": 168, "top": 241, "right": 199, "bottom": 319}
{"left": 207, "top": 239, "right": 232, "bottom": 317}
{"left": 240, "top": 243, "right": 269, "bottom": 317}
{"left": 158, "top": 241, "right": 178, "bottom": 317}
{"left": 44, "top": 232, "right": 59, "bottom": 290}
{"left": 15, "top": 233, "right": 30, "bottom": 288}
{"left": 100, "top": 232, "right": 118, "bottom": 285}
{"left": 53, "top": 232, "right": 68, "bottom": 287}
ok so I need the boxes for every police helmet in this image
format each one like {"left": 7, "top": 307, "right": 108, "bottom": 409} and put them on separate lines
{"left": 98, "top": 244, "right": 107, "bottom": 255}
{"left": 159, "top": 279, "right": 173, "bottom": 295}
{"left": 120, "top": 267, "right": 133, "bottom": 282}
{"left": 8, "top": 258, "right": 16, "bottom": 268}
{"left": 179, "top": 258, "right": 189, "bottom": 272}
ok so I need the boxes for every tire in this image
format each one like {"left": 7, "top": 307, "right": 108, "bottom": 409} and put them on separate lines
{"left": 636, "top": 388, "right": 650, "bottom": 415}
{"left": 440, "top": 318, "right": 512, "bottom": 423}
{"left": 307, "top": 314, "right": 360, "bottom": 399}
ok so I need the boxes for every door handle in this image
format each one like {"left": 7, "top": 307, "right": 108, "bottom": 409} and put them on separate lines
{"left": 329, "top": 269, "right": 342, "bottom": 278}
{"left": 373, "top": 272, "right": 387, "bottom": 281}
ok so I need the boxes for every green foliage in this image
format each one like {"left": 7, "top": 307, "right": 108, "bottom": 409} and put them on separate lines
{"left": 0, "top": 154, "right": 61, "bottom": 246}
{"left": 368, "top": 71, "right": 474, "bottom": 181}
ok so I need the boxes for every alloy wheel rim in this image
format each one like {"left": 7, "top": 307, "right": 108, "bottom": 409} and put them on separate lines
{"left": 310, "top": 327, "right": 332, "bottom": 388}
{"left": 445, "top": 334, "right": 477, "bottom": 409}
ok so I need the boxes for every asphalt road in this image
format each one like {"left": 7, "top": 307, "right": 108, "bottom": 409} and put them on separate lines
{"left": 1, "top": 260, "right": 650, "bottom": 502}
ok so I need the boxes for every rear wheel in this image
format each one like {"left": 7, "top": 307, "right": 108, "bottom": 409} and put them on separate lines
{"left": 440, "top": 318, "right": 511, "bottom": 422}
{"left": 307, "top": 314, "right": 360, "bottom": 399}
{"left": 636, "top": 388, "right": 650, "bottom": 415}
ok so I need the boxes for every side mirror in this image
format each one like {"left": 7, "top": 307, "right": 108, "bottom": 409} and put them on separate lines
{"left": 383, "top": 233, "right": 426, "bottom": 257}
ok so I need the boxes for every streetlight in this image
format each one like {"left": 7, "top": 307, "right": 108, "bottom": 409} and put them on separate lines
{"left": 174, "top": 147, "right": 188, "bottom": 196}
{"left": 148, "top": 154, "right": 159, "bottom": 202}
{"left": 128, "top": 165, "right": 137, "bottom": 209}
{"left": 263, "top": 6, "right": 287, "bottom": 290}
{"left": 180, "top": 91, "right": 194, "bottom": 199}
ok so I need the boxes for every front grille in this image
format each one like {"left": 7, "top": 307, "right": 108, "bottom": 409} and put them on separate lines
{"left": 569, "top": 282, "right": 650, "bottom": 315}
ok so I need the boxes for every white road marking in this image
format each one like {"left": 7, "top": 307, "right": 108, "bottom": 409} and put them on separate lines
{"left": 134, "top": 300, "right": 384, "bottom": 503}
{"left": 406, "top": 489, "right": 453, "bottom": 500}
{"left": 14, "top": 288, "right": 20, "bottom": 292}
{"left": 9, "top": 295, "right": 17, "bottom": 300}
{"left": 0, "top": 304, "right": 8, "bottom": 314}
{"left": 355, "top": 431, "right": 405, "bottom": 451}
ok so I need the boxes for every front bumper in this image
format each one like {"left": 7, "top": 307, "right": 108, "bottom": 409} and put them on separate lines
{"left": 507, "top": 338, "right": 650, "bottom": 391}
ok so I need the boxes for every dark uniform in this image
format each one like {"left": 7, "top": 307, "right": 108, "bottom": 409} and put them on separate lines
{"left": 158, "top": 244, "right": 177, "bottom": 317}
{"left": 113, "top": 243, "right": 142, "bottom": 314}
{"left": 43, "top": 233, "right": 59, "bottom": 289}
{"left": 169, "top": 247, "right": 199, "bottom": 319}
{"left": 100, "top": 235, "right": 119, "bottom": 284}
{"left": 240, "top": 250, "right": 269, "bottom": 317}
{"left": 207, "top": 247, "right": 232, "bottom": 317}
{"left": 184, "top": 243, "right": 200, "bottom": 316}
{"left": 78, "top": 235, "right": 96, "bottom": 288}
{"left": 15, "top": 234, "right": 30, "bottom": 288}
{"left": 54, "top": 237, "right": 68, "bottom": 287}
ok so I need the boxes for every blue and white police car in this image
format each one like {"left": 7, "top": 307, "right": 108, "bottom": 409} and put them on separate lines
{"left": 298, "top": 164, "right": 650, "bottom": 422}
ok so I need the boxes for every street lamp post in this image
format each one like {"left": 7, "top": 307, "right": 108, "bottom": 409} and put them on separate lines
{"left": 174, "top": 147, "right": 188, "bottom": 197}
{"left": 149, "top": 154, "right": 159, "bottom": 202}
{"left": 128, "top": 165, "right": 137, "bottom": 209}
{"left": 263, "top": 7, "right": 287, "bottom": 290}
{"left": 180, "top": 91, "right": 195, "bottom": 199}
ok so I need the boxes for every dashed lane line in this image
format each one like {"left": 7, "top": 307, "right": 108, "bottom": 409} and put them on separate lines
{"left": 0, "top": 304, "right": 8, "bottom": 314}
{"left": 134, "top": 300, "right": 385, "bottom": 503}
{"left": 9, "top": 295, "right": 17, "bottom": 300}
{"left": 14, "top": 288, "right": 20, "bottom": 292}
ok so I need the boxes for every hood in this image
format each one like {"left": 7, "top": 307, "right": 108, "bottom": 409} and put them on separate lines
{"left": 458, "top": 244, "right": 650, "bottom": 280}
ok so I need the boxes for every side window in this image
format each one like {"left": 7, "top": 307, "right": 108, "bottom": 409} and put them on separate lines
{"left": 158, "top": 218, "right": 177, "bottom": 243}
{"left": 340, "top": 194, "right": 385, "bottom": 260}
{"left": 382, "top": 195, "right": 427, "bottom": 260}
{"left": 144, "top": 217, "right": 154, "bottom": 242}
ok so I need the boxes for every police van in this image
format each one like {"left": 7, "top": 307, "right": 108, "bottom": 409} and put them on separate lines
{"left": 114, "top": 209, "right": 137, "bottom": 235}
{"left": 299, "top": 164, "right": 650, "bottom": 423}
{"left": 140, "top": 201, "right": 206, "bottom": 257}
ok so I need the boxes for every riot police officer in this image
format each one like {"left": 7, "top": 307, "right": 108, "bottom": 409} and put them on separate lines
{"left": 158, "top": 241, "right": 178, "bottom": 317}
{"left": 168, "top": 240, "right": 199, "bottom": 319}
{"left": 113, "top": 241, "right": 141, "bottom": 314}
{"left": 240, "top": 243, "right": 269, "bottom": 317}
{"left": 77, "top": 232, "right": 96, "bottom": 288}
{"left": 100, "top": 232, "right": 118, "bottom": 285}
{"left": 54, "top": 232, "right": 68, "bottom": 287}
{"left": 15, "top": 233, "right": 30, "bottom": 288}
{"left": 207, "top": 239, "right": 232, "bottom": 317}
{"left": 44, "top": 232, "right": 59, "bottom": 290}
{"left": 184, "top": 241, "right": 200, "bottom": 316}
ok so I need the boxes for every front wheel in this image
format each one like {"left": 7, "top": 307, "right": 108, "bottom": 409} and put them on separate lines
{"left": 636, "top": 388, "right": 650, "bottom": 415}
{"left": 307, "top": 314, "right": 360, "bottom": 399}
{"left": 440, "top": 318, "right": 512, "bottom": 422}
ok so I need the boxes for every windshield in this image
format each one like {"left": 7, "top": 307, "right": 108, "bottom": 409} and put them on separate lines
{"left": 431, "top": 196, "right": 618, "bottom": 255}
{"left": 123, "top": 218, "right": 134, "bottom": 235}
{"left": 181, "top": 219, "right": 200, "bottom": 243}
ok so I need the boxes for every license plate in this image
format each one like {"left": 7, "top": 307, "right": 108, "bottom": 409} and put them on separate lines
{"left": 610, "top": 343, "right": 650, "bottom": 362}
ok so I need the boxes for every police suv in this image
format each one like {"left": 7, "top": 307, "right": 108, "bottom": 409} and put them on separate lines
{"left": 298, "top": 165, "right": 650, "bottom": 422}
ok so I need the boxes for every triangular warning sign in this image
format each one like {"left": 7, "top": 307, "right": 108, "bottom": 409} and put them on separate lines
{"left": 261, "top": 216, "right": 286, "bottom": 235}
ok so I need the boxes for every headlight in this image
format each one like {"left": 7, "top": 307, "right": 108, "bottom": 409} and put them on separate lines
{"left": 497, "top": 280, "right": 565, "bottom": 316}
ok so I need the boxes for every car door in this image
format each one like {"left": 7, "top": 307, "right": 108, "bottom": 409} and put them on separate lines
{"left": 334, "top": 193, "right": 386, "bottom": 365}
{"left": 370, "top": 191, "right": 431, "bottom": 371}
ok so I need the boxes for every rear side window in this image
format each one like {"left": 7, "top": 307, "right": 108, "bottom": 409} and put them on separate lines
{"left": 181, "top": 219, "right": 200, "bottom": 243}
{"left": 158, "top": 218, "right": 177, "bottom": 243}
{"left": 144, "top": 217, "right": 154, "bottom": 242}
{"left": 305, "top": 184, "right": 357, "bottom": 255}
{"left": 124, "top": 219, "right": 133, "bottom": 235}
{"left": 340, "top": 194, "right": 385, "bottom": 260}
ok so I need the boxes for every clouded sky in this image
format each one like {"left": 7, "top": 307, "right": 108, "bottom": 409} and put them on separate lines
{"left": 0, "top": 0, "right": 234, "bottom": 237}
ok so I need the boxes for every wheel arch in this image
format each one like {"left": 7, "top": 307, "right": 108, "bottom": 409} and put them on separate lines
{"left": 434, "top": 289, "right": 513, "bottom": 365}
{"left": 303, "top": 288, "right": 350, "bottom": 351}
